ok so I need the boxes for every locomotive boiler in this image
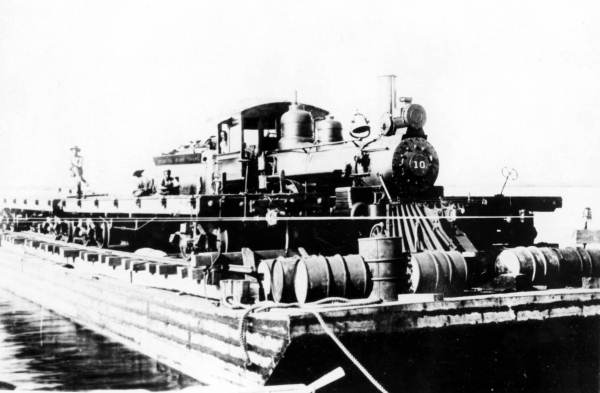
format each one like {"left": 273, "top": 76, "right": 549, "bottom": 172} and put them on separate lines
{"left": 257, "top": 98, "right": 440, "bottom": 197}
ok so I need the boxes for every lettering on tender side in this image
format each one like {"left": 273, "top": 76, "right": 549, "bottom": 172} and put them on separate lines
{"left": 153, "top": 154, "right": 203, "bottom": 165}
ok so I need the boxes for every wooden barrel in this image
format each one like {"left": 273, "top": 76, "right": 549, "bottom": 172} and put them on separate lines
{"left": 575, "top": 247, "right": 593, "bottom": 277}
{"left": 358, "top": 237, "right": 409, "bottom": 301}
{"left": 496, "top": 247, "right": 537, "bottom": 284}
{"left": 496, "top": 246, "right": 589, "bottom": 288}
{"left": 556, "top": 247, "right": 583, "bottom": 287}
{"left": 513, "top": 247, "right": 536, "bottom": 282}
{"left": 429, "top": 251, "right": 452, "bottom": 294}
{"left": 271, "top": 256, "right": 300, "bottom": 303}
{"left": 526, "top": 246, "right": 547, "bottom": 284}
{"left": 257, "top": 258, "right": 276, "bottom": 300}
{"left": 586, "top": 248, "right": 600, "bottom": 277}
{"left": 538, "top": 247, "right": 561, "bottom": 287}
{"left": 446, "top": 251, "right": 468, "bottom": 293}
{"left": 409, "top": 252, "right": 439, "bottom": 294}
{"left": 294, "top": 255, "right": 331, "bottom": 304}
{"left": 343, "top": 254, "right": 370, "bottom": 298}
{"left": 326, "top": 254, "right": 347, "bottom": 297}
{"left": 413, "top": 251, "right": 468, "bottom": 295}
{"left": 495, "top": 249, "right": 521, "bottom": 275}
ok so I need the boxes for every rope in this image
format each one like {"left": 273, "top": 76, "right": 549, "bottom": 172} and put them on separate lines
{"left": 235, "top": 297, "right": 389, "bottom": 393}
{"left": 308, "top": 310, "right": 389, "bottom": 393}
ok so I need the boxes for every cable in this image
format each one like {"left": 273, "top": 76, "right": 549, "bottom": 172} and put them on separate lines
{"left": 309, "top": 310, "right": 389, "bottom": 393}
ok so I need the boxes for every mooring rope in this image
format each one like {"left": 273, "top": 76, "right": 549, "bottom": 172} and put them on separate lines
{"left": 307, "top": 310, "right": 389, "bottom": 393}
{"left": 234, "top": 297, "right": 389, "bottom": 393}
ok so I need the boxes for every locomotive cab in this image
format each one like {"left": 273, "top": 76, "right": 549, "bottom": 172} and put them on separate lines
{"left": 215, "top": 102, "right": 329, "bottom": 192}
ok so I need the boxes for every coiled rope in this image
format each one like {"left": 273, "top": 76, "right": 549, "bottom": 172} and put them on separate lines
{"left": 233, "top": 297, "right": 390, "bottom": 393}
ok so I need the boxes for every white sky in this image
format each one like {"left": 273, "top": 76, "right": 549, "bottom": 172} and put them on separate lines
{"left": 0, "top": 0, "right": 599, "bottom": 193}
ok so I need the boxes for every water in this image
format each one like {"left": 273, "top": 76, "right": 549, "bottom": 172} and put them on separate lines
{"left": 0, "top": 289, "right": 197, "bottom": 391}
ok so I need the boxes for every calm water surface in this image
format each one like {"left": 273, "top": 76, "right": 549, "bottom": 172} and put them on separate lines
{"left": 0, "top": 289, "right": 198, "bottom": 391}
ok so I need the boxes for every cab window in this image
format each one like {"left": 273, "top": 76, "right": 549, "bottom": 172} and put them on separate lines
{"left": 218, "top": 119, "right": 241, "bottom": 154}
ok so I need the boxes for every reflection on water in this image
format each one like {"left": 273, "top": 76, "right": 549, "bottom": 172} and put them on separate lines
{"left": 0, "top": 289, "right": 198, "bottom": 391}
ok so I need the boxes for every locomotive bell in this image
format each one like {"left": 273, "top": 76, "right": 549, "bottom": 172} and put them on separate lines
{"left": 279, "top": 103, "right": 314, "bottom": 150}
{"left": 350, "top": 111, "right": 370, "bottom": 137}
{"left": 315, "top": 115, "right": 343, "bottom": 143}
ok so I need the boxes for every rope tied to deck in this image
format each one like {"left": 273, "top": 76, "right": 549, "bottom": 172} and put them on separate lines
{"left": 235, "top": 297, "right": 390, "bottom": 393}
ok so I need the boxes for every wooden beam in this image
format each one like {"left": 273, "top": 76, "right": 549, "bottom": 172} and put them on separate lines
{"left": 83, "top": 252, "right": 99, "bottom": 263}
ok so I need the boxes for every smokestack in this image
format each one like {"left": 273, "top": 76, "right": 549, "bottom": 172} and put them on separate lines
{"left": 378, "top": 74, "right": 397, "bottom": 116}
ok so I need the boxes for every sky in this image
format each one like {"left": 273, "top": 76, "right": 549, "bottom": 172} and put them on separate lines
{"left": 0, "top": 0, "right": 599, "bottom": 194}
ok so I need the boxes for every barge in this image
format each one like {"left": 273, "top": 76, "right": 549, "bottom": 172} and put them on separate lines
{"left": 1, "top": 231, "right": 600, "bottom": 392}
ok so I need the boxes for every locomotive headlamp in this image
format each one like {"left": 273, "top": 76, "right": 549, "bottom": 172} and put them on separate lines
{"left": 395, "top": 103, "right": 427, "bottom": 130}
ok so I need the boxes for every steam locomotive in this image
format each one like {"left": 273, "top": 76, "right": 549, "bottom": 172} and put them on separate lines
{"left": 0, "top": 75, "right": 560, "bottom": 263}
{"left": 154, "top": 77, "right": 438, "bottom": 200}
